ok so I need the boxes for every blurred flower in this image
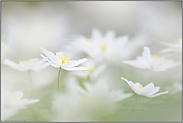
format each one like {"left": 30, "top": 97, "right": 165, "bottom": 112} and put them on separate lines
{"left": 1, "top": 90, "right": 39, "bottom": 120}
{"left": 123, "top": 46, "right": 180, "bottom": 72}
{"left": 40, "top": 46, "right": 88, "bottom": 71}
{"left": 161, "top": 38, "right": 182, "bottom": 54}
{"left": 72, "top": 28, "right": 129, "bottom": 63}
{"left": 51, "top": 79, "right": 132, "bottom": 121}
{"left": 121, "top": 77, "right": 168, "bottom": 98}
{"left": 72, "top": 58, "right": 106, "bottom": 81}
{"left": 4, "top": 58, "right": 49, "bottom": 72}
{"left": 173, "top": 82, "right": 182, "bottom": 92}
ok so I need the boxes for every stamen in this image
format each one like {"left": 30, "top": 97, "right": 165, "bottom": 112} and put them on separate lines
{"left": 100, "top": 44, "right": 107, "bottom": 52}
{"left": 139, "top": 85, "right": 143, "bottom": 89}
{"left": 22, "top": 60, "right": 30, "bottom": 65}
{"left": 152, "top": 54, "right": 160, "bottom": 59}
{"left": 86, "top": 67, "right": 96, "bottom": 73}
{"left": 58, "top": 54, "right": 70, "bottom": 64}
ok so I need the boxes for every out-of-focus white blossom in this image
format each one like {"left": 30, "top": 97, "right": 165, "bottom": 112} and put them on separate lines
{"left": 4, "top": 58, "right": 49, "bottom": 72}
{"left": 123, "top": 46, "right": 180, "bottom": 72}
{"left": 173, "top": 82, "right": 182, "bottom": 92}
{"left": 40, "top": 46, "right": 88, "bottom": 71}
{"left": 1, "top": 90, "right": 39, "bottom": 120}
{"left": 72, "top": 28, "right": 129, "bottom": 63}
{"left": 72, "top": 58, "right": 106, "bottom": 80}
{"left": 51, "top": 79, "right": 132, "bottom": 121}
{"left": 121, "top": 77, "right": 168, "bottom": 98}
{"left": 161, "top": 38, "right": 182, "bottom": 54}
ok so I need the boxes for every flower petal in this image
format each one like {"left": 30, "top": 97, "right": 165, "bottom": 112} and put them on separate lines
{"left": 66, "top": 58, "right": 87, "bottom": 68}
{"left": 147, "top": 91, "right": 168, "bottom": 98}
{"left": 123, "top": 57, "right": 149, "bottom": 69}
{"left": 141, "top": 83, "right": 154, "bottom": 94}
{"left": 147, "top": 86, "right": 160, "bottom": 95}
{"left": 158, "top": 60, "right": 180, "bottom": 72}
{"left": 121, "top": 77, "right": 141, "bottom": 95}
{"left": 40, "top": 54, "right": 60, "bottom": 68}
{"left": 4, "top": 59, "right": 26, "bottom": 71}
{"left": 40, "top": 46, "right": 61, "bottom": 65}
{"left": 62, "top": 66, "right": 88, "bottom": 71}
{"left": 142, "top": 47, "right": 153, "bottom": 64}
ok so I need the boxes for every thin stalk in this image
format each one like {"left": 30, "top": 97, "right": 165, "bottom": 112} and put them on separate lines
{"left": 27, "top": 71, "right": 36, "bottom": 98}
{"left": 148, "top": 70, "right": 152, "bottom": 83}
{"left": 140, "top": 95, "right": 143, "bottom": 110}
{"left": 58, "top": 67, "right": 62, "bottom": 93}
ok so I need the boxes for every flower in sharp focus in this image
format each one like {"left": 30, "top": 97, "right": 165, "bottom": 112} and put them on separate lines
{"left": 121, "top": 77, "right": 168, "bottom": 98}
{"left": 4, "top": 58, "right": 49, "bottom": 72}
{"left": 123, "top": 46, "right": 180, "bottom": 72}
{"left": 40, "top": 46, "right": 88, "bottom": 71}
{"left": 72, "top": 28, "right": 129, "bottom": 63}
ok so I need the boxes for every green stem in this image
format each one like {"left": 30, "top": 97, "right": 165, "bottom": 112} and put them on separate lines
{"left": 27, "top": 71, "right": 36, "bottom": 98}
{"left": 148, "top": 70, "right": 152, "bottom": 83}
{"left": 58, "top": 67, "right": 62, "bottom": 93}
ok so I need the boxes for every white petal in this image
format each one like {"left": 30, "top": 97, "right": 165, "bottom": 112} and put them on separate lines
{"left": 147, "top": 91, "right": 168, "bottom": 98}
{"left": 40, "top": 46, "right": 61, "bottom": 65}
{"left": 66, "top": 58, "right": 87, "bottom": 68}
{"left": 147, "top": 86, "right": 160, "bottom": 95}
{"left": 28, "top": 58, "right": 40, "bottom": 69}
{"left": 15, "top": 98, "right": 39, "bottom": 109}
{"left": 104, "top": 30, "right": 116, "bottom": 41}
{"left": 12, "top": 91, "right": 23, "bottom": 101}
{"left": 132, "top": 82, "right": 143, "bottom": 95}
{"left": 112, "top": 90, "right": 133, "bottom": 102}
{"left": 141, "top": 83, "right": 155, "bottom": 95}
{"left": 4, "top": 59, "right": 26, "bottom": 71}
{"left": 123, "top": 57, "right": 149, "bottom": 69}
{"left": 91, "top": 28, "right": 103, "bottom": 42}
{"left": 62, "top": 66, "right": 88, "bottom": 71}
{"left": 158, "top": 60, "right": 180, "bottom": 72}
{"left": 32, "top": 62, "right": 50, "bottom": 72}
{"left": 115, "top": 35, "right": 129, "bottom": 47}
{"left": 29, "top": 58, "right": 47, "bottom": 71}
{"left": 121, "top": 77, "right": 141, "bottom": 95}
{"left": 142, "top": 47, "right": 154, "bottom": 64}
{"left": 152, "top": 58, "right": 166, "bottom": 71}
{"left": 40, "top": 54, "right": 60, "bottom": 68}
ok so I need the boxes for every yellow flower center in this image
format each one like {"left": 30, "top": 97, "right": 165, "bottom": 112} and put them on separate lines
{"left": 22, "top": 60, "right": 30, "bottom": 65}
{"left": 139, "top": 85, "right": 143, "bottom": 89}
{"left": 86, "top": 67, "right": 96, "bottom": 73}
{"left": 58, "top": 55, "right": 70, "bottom": 64}
{"left": 12, "top": 96, "right": 19, "bottom": 103}
{"left": 152, "top": 54, "right": 160, "bottom": 59}
{"left": 100, "top": 44, "right": 107, "bottom": 52}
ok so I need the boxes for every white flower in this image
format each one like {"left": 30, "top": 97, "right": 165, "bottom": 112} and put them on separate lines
{"left": 50, "top": 78, "right": 132, "bottom": 121}
{"left": 1, "top": 90, "right": 39, "bottom": 120}
{"left": 72, "top": 58, "right": 106, "bottom": 80}
{"left": 4, "top": 58, "right": 49, "bottom": 72}
{"left": 173, "top": 82, "right": 182, "bottom": 92}
{"left": 40, "top": 46, "right": 88, "bottom": 71}
{"left": 72, "top": 28, "right": 129, "bottom": 63}
{"left": 161, "top": 38, "right": 182, "bottom": 54}
{"left": 123, "top": 46, "right": 180, "bottom": 72}
{"left": 121, "top": 77, "right": 168, "bottom": 98}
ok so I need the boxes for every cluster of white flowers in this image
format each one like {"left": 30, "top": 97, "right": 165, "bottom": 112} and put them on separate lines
{"left": 2, "top": 27, "right": 181, "bottom": 122}
{"left": 1, "top": 2, "right": 181, "bottom": 122}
